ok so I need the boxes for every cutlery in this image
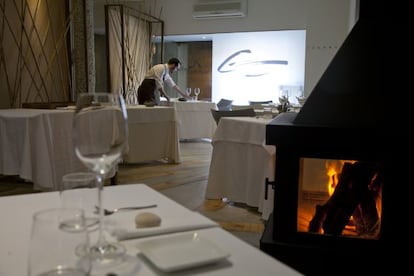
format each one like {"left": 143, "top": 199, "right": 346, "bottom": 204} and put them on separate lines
{"left": 94, "top": 204, "right": 157, "bottom": 215}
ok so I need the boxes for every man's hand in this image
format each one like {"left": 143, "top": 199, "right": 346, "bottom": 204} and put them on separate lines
{"left": 174, "top": 86, "right": 190, "bottom": 99}
{"left": 160, "top": 88, "right": 170, "bottom": 102}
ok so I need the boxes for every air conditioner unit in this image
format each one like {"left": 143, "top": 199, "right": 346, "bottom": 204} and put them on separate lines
{"left": 192, "top": 0, "right": 247, "bottom": 19}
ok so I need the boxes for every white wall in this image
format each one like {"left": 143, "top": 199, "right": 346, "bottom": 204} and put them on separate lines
{"left": 94, "top": 0, "right": 357, "bottom": 97}
{"left": 157, "top": 0, "right": 356, "bottom": 96}
{"left": 212, "top": 30, "right": 306, "bottom": 105}
{"left": 303, "top": 0, "right": 356, "bottom": 96}
{"left": 158, "top": 0, "right": 307, "bottom": 35}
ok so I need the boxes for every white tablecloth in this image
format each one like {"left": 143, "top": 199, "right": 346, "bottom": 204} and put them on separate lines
{"left": 206, "top": 117, "right": 276, "bottom": 220}
{"left": 0, "top": 109, "right": 88, "bottom": 191}
{"left": 162, "top": 99, "right": 217, "bottom": 140}
{"left": 0, "top": 184, "right": 302, "bottom": 276}
{"left": 123, "top": 105, "right": 181, "bottom": 164}
{"left": 0, "top": 107, "right": 181, "bottom": 191}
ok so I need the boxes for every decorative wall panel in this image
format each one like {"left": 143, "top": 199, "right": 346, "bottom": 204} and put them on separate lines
{"left": 0, "top": 0, "right": 71, "bottom": 107}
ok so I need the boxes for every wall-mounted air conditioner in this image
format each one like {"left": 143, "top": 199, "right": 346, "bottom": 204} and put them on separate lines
{"left": 192, "top": 0, "right": 247, "bottom": 19}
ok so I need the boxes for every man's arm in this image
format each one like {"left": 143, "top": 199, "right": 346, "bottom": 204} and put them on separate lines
{"left": 164, "top": 73, "right": 189, "bottom": 99}
{"left": 159, "top": 87, "right": 170, "bottom": 102}
{"left": 173, "top": 85, "right": 189, "bottom": 99}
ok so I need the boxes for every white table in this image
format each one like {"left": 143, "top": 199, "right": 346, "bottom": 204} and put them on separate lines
{"left": 206, "top": 117, "right": 276, "bottom": 220}
{"left": 0, "top": 107, "right": 181, "bottom": 191}
{"left": 123, "top": 105, "right": 181, "bottom": 164}
{"left": 162, "top": 99, "right": 217, "bottom": 140}
{"left": 0, "top": 184, "right": 302, "bottom": 276}
{"left": 0, "top": 109, "right": 88, "bottom": 191}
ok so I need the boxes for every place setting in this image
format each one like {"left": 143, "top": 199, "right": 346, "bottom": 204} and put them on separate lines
{"left": 41, "top": 92, "right": 226, "bottom": 275}
{"left": 135, "top": 231, "right": 231, "bottom": 273}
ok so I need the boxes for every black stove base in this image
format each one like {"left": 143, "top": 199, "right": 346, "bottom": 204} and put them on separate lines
{"left": 260, "top": 214, "right": 390, "bottom": 275}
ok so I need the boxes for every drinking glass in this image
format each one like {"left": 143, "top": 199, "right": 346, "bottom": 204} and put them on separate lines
{"left": 72, "top": 92, "right": 128, "bottom": 261}
{"left": 28, "top": 208, "right": 91, "bottom": 276}
{"left": 185, "top": 87, "right": 192, "bottom": 98}
{"left": 194, "top": 87, "right": 200, "bottom": 101}
{"left": 61, "top": 172, "right": 99, "bottom": 229}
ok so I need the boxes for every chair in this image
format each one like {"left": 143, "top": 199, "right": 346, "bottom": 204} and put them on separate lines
{"left": 248, "top": 100, "right": 273, "bottom": 105}
{"left": 210, "top": 108, "right": 256, "bottom": 125}
{"left": 231, "top": 104, "right": 251, "bottom": 110}
{"left": 216, "top": 99, "right": 233, "bottom": 111}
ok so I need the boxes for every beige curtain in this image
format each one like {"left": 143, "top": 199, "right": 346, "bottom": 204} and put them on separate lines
{"left": 108, "top": 8, "right": 123, "bottom": 95}
{"left": 0, "top": 0, "right": 71, "bottom": 108}
{"left": 107, "top": 5, "right": 152, "bottom": 105}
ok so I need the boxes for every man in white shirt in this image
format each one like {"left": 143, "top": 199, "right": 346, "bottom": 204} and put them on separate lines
{"left": 137, "top": 57, "right": 188, "bottom": 105}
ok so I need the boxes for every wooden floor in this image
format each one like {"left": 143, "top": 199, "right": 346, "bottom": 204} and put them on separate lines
{"left": 0, "top": 139, "right": 265, "bottom": 248}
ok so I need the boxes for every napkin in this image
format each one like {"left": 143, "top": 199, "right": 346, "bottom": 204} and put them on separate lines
{"left": 106, "top": 210, "right": 218, "bottom": 241}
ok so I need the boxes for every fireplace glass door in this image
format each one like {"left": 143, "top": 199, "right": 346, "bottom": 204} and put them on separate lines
{"left": 297, "top": 158, "right": 382, "bottom": 240}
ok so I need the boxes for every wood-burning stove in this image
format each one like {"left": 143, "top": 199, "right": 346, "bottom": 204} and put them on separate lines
{"left": 260, "top": 112, "right": 389, "bottom": 274}
{"left": 259, "top": 2, "right": 398, "bottom": 274}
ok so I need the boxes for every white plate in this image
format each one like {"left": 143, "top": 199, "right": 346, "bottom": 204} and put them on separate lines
{"left": 137, "top": 232, "right": 230, "bottom": 272}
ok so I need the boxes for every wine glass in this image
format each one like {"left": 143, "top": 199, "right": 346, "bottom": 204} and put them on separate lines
{"left": 28, "top": 208, "right": 91, "bottom": 276}
{"left": 72, "top": 92, "right": 128, "bottom": 261}
{"left": 194, "top": 87, "right": 201, "bottom": 101}
{"left": 185, "top": 87, "right": 192, "bottom": 98}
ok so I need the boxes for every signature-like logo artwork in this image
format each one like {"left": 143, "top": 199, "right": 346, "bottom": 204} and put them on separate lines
{"left": 217, "top": 49, "right": 288, "bottom": 77}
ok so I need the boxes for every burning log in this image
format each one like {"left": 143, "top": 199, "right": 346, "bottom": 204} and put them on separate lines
{"left": 308, "top": 161, "right": 381, "bottom": 236}
{"left": 309, "top": 204, "right": 327, "bottom": 233}
{"left": 352, "top": 171, "right": 382, "bottom": 236}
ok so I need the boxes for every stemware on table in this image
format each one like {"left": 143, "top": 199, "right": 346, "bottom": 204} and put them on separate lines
{"left": 28, "top": 208, "right": 91, "bottom": 276}
{"left": 194, "top": 87, "right": 200, "bottom": 101}
{"left": 72, "top": 92, "right": 128, "bottom": 262}
{"left": 185, "top": 87, "right": 192, "bottom": 98}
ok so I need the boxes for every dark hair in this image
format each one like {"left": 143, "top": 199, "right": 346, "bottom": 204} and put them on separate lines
{"left": 167, "top": 58, "right": 181, "bottom": 66}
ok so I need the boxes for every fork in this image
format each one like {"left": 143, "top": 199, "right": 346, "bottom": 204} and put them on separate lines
{"left": 94, "top": 204, "right": 157, "bottom": 215}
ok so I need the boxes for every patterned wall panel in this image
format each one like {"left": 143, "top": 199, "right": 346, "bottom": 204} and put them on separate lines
{"left": 0, "top": 0, "right": 71, "bottom": 107}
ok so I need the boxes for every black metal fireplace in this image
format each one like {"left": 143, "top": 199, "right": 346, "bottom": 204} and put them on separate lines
{"left": 259, "top": 2, "right": 400, "bottom": 275}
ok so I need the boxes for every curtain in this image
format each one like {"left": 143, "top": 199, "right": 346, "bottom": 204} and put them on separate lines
{"left": 108, "top": 8, "right": 123, "bottom": 96}
{"left": 107, "top": 5, "right": 152, "bottom": 105}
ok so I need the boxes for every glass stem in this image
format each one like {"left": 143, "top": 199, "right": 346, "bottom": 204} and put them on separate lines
{"left": 96, "top": 174, "right": 106, "bottom": 247}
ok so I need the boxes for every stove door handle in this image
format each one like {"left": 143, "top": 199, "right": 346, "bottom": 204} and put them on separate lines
{"left": 265, "top": 178, "right": 276, "bottom": 200}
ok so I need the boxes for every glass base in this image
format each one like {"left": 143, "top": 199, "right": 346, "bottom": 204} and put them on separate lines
{"left": 88, "top": 242, "right": 127, "bottom": 261}
{"left": 37, "top": 268, "right": 87, "bottom": 276}
{"left": 90, "top": 254, "right": 141, "bottom": 276}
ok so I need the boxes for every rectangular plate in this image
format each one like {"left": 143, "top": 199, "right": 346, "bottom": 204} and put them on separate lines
{"left": 137, "top": 232, "right": 230, "bottom": 272}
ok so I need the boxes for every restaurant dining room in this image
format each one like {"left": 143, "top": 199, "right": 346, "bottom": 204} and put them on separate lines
{"left": 0, "top": 0, "right": 394, "bottom": 275}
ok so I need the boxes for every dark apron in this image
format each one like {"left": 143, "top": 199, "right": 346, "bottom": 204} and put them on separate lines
{"left": 137, "top": 79, "right": 156, "bottom": 105}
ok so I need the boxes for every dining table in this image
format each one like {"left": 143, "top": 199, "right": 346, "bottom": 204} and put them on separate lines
{"left": 205, "top": 116, "right": 276, "bottom": 220}
{"left": 122, "top": 105, "right": 181, "bottom": 164}
{"left": 0, "top": 108, "right": 88, "bottom": 191}
{"left": 0, "top": 106, "right": 181, "bottom": 191}
{"left": 161, "top": 99, "right": 218, "bottom": 140}
{"left": 0, "top": 183, "right": 302, "bottom": 275}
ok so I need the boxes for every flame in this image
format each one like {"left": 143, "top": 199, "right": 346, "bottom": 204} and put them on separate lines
{"left": 325, "top": 160, "right": 356, "bottom": 195}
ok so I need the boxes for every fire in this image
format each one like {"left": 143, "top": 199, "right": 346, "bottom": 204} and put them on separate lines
{"left": 325, "top": 160, "right": 356, "bottom": 195}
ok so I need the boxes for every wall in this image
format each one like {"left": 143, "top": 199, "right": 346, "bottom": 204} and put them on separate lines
{"left": 0, "top": 0, "right": 72, "bottom": 108}
{"left": 94, "top": 0, "right": 356, "bottom": 97}
{"left": 188, "top": 42, "right": 212, "bottom": 100}
{"left": 304, "top": 0, "right": 355, "bottom": 96}
{"left": 94, "top": 34, "right": 108, "bottom": 92}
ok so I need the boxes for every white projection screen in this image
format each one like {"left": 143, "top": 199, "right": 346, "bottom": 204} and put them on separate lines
{"left": 212, "top": 30, "right": 306, "bottom": 105}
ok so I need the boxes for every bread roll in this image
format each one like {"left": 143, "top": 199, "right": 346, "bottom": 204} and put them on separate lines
{"left": 135, "top": 212, "right": 161, "bottom": 228}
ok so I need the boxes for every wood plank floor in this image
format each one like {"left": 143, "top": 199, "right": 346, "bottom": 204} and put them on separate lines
{"left": 0, "top": 139, "right": 265, "bottom": 248}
